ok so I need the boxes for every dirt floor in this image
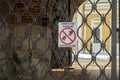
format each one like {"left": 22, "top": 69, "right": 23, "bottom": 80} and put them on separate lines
{"left": 1, "top": 59, "right": 119, "bottom": 80}
{"left": 43, "top": 59, "right": 119, "bottom": 80}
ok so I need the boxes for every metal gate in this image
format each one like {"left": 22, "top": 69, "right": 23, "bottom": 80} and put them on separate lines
{"left": 0, "top": 0, "right": 119, "bottom": 80}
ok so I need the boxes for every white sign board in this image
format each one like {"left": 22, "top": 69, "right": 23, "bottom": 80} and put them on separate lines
{"left": 58, "top": 22, "right": 77, "bottom": 47}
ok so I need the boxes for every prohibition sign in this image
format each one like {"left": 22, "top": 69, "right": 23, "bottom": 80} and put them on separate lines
{"left": 59, "top": 28, "right": 76, "bottom": 44}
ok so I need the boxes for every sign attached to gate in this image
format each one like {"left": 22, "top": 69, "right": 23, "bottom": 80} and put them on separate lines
{"left": 58, "top": 22, "right": 77, "bottom": 47}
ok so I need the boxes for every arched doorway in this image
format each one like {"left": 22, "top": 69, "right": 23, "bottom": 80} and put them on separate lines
{"left": 0, "top": 0, "right": 118, "bottom": 80}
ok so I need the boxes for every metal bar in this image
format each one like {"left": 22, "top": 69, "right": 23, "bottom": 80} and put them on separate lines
{"left": 118, "top": 28, "right": 120, "bottom": 80}
{"left": 68, "top": 0, "right": 71, "bottom": 16}
{"left": 117, "top": 28, "right": 120, "bottom": 80}
{"left": 111, "top": 0, "right": 117, "bottom": 80}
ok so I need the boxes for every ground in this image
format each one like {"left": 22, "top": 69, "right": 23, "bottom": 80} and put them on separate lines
{"left": 44, "top": 59, "right": 119, "bottom": 80}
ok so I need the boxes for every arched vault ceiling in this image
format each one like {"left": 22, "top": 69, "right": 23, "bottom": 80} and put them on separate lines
{"left": 0, "top": 0, "right": 86, "bottom": 15}
{"left": 0, "top": 0, "right": 86, "bottom": 23}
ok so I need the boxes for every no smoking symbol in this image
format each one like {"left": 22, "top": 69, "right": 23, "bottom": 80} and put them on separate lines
{"left": 60, "top": 28, "right": 76, "bottom": 44}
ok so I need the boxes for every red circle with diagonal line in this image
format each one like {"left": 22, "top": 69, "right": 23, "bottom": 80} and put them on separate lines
{"left": 59, "top": 28, "right": 76, "bottom": 44}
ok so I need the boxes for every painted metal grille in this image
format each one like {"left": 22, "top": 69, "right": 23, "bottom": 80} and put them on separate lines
{"left": 0, "top": 0, "right": 118, "bottom": 80}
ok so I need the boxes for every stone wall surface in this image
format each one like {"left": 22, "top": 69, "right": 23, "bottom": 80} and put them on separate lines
{"left": 0, "top": 0, "right": 86, "bottom": 79}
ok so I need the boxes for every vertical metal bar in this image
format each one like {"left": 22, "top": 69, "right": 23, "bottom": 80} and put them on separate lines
{"left": 118, "top": 28, "right": 120, "bottom": 80}
{"left": 68, "top": 0, "right": 71, "bottom": 16}
{"left": 68, "top": 0, "right": 71, "bottom": 21}
{"left": 111, "top": 0, "right": 117, "bottom": 80}
{"left": 118, "top": 27, "right": 120, "bottom": 80}
{"left": 117, "top": 28, "right": 120, "bottom": 80}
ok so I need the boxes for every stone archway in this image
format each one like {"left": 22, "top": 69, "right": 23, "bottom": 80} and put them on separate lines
{"left": 0, "top": 0, "right": 86, "bottom": 79}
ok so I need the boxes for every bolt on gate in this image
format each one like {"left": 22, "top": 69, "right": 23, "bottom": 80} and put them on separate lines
{"left": 0, "top": 0, "right": 119, "bottom": 80}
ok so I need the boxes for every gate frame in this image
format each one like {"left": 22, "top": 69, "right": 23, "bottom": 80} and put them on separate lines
{"left": 111, "top": 0, "right": 117, "bottom": 80}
